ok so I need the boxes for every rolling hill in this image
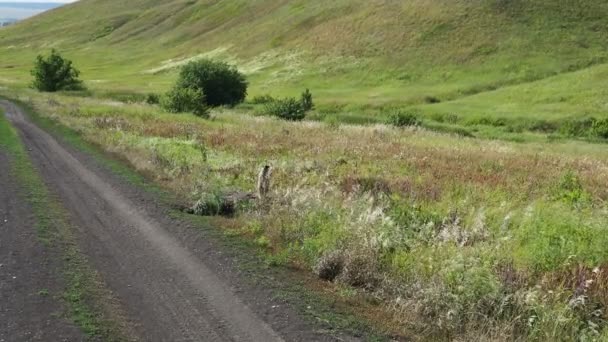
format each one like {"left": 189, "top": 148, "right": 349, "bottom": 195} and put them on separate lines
{"left": 4, "top": 2, "right": 608, "bottom": 339}
{"left": 0, "top": 0, "right": 607, "bottom": 126}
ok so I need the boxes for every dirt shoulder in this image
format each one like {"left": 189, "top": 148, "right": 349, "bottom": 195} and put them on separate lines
{"left": 1, "top": 100, "right": 360, "bottom": 341}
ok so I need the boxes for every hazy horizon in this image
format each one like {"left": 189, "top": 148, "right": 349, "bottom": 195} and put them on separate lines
{"left": 0, "top": 1, "right": 74, "bottom": 20}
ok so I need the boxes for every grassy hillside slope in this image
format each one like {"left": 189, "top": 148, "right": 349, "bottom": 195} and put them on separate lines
{"left": 4, "top": 1, "right": 608, "bottom": 339}
{"left": 1, "top": 0, "right": 607, "bottom": 118}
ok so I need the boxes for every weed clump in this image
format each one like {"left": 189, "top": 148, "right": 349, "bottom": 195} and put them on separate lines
{"left": 424, "top": 96, "right": 441, "bottom": 104}
{"left": 161, "top": 87, "right": 208, "bottom": 117}
{"left": 265, "top": 97, "right": 307, "bottom": 121}
{"left": 386, "top": 111, "right": 420, "bottom": 128}
{"left": 146, "top": 93, "right": 160, "bottom": 105}
{"left": 592, "top": 118, "right": 608, "bottom": 139}
{"left": 554, "top": 171, "right": 589, "bottom": 205}
{"left": 337, "top": 252, "right": 381, "bottom": 290}
{"left": 251, "top": 94, "right": 275, "bottom": 104}
{"left": 191, "top": 192, "right": 234, "bottom": 216}
{"left": 314, "top": 250, "right": 344, "bottom": 281}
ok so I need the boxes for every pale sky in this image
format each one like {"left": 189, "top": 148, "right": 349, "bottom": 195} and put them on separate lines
{"left": 7, "top": 1, "right": 78, "bottom": 2}
{"left": 0, "top": 1, "right": 77, "bottom": 20}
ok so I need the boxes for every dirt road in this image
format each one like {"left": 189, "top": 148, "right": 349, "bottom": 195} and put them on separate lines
{"left": 0, "top": 150, "right": 84, "bottom": 342}
{"left": 1, "top": 100, "right": 348, "bottom": 341}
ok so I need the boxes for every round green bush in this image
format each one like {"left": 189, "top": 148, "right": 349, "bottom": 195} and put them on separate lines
{"left": 176, "top": 59, "right": 248, "bottom": 107}
{"left": 592, "top": 118, "right": 608, "bottom": 139}
{"left": 386, "top": 111, "right": 420, "bottom": 127}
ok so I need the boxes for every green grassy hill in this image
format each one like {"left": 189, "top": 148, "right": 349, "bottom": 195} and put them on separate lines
{"left": 1, "top": 0, "right": 607, "bottom": 131}
{"left": 4, "top": 2, "right": 608, "bottom": 339}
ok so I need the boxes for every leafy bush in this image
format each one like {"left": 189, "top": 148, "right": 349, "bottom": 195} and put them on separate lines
{"left": 161, "top": 87, "right": 208, "bottom": 117}
{"left": 592, "top": 118, "right": 608, "bottom": 139}
{"left": 559, "top": 118, "right": 595, "bottom": 137}
{"left": 146, "top": 93, "right": 160, "bottom": 105}
{"left": 265, "top": 98, "right": 306, "bottom": 121}
{"left": 176, "top": 59, "right": 247, "bottom": 107}
{"left": 301, "top": 88, "right": 314, "bottom": 111}
{"left": 31, "top": 49, "right": 84, "bottom": 92}
{"left": 386, "top": 111, "right": 420, "bottom": 127}
{"left": 251, "top": 94, "right": 275, "bottom": 104}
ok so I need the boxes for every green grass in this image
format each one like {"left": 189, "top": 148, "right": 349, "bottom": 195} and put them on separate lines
{"left": 8, "top": 89, "right": 608, "bottom": 339}
{"left": 0, "top": 0, "right": 607, "bottom": 137}
{"left": 0, "top": 106, "right": 126, "bottom": 340}
{"left": 3, "top": 0, "right": 608, "bottom": 338}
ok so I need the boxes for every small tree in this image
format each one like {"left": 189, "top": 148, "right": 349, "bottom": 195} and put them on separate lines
{"left": 301, "top": 88, "right": 314, "bottom": 111}
{"left": 31, "top": 49, "right": 83, "bottom": 92}
{"left": 161, "top": 87, "right": 208, "bottom": 117}
{"left": 176, "top": 59, "right": 248, "bottom": 107}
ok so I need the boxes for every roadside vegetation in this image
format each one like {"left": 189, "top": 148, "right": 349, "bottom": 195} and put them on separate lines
{"left": 5, "top": 87, "right": 608, "bottom": 340}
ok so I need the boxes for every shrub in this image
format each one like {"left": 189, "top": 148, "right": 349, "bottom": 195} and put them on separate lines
{"left": 146, "top": 93, "right": 160, "bottom": 105}
{"left": 176, "top": 59, "right": 248, "bottom": 107}
{"left": 265, "top": 97, "right": 306, "bottom": 121}
{"left": 301, "top": 88, "right": 314, "bottom": 111}
{"left": 31, "top": 49, "right": 84, "bottom": 92}
{"left": 161, "top": 87, "right": 208, "bottom": 117}
{"left": 314, "top": 250, "right": 344, "bottom": 281}
{"left": 251, "top": 94, "right": 275, "bottom": 104}
{"left": 386, "top": 111, "right": 420, "bottom": 127}
{"left": 191, "top": 193, "right": 223, "bottom": 216}
{"left": 559, "top": 118, "right": 596, "bottom": 137}
{"left": 424, "top": 96, "right": 441, "bottom": 104}
{"left": 592, "top": 118, "right": 608, "bottom": 139}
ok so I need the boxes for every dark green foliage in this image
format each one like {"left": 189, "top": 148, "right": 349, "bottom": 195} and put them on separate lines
{"left": 265, "top": 98, "right": 306, "bottom": 121}
{"left": 146, "top": 93, "right": 160, "bottom": 105}
{"left": 31, "top": 49, "right": 84, "bottom": 92}
{"left": 529, "top": 119, "right": 558, "bottom": 133}
{"left": 386, "top": 111, "right": 420, "bottom": 127}
{"left": 161, "top": 87, "right": 208, "bottom": 117}
{"left": 301, "top": 88, "right": 314, "bottom": 111}
{"left": 424, "top": 96, "right": 441, "bottom": 104}
{"left": 558, "top": 117, "right": 608, "bottom": 139}
{"left": 251, "top": 94, "right": 275, "bottom": 104}
{"left": 559, "top": 118, "right": 596, "bottom": 137}
{"left": 176, "top": 59, "right": 247, "bottom": 107}
{"left": 591, "top": 118, "right": 608, "bottom": 139}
